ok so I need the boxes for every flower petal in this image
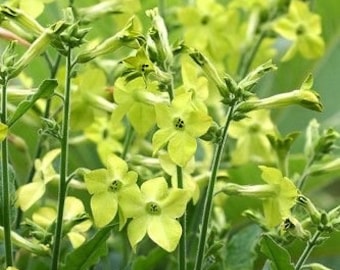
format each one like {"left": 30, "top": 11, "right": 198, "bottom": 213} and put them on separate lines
{"left": 107, "top": 154, "right": 128, "bottom": 180}
{"left": 152, "top": 128, "right": 176, "bottom": 155}
{"left": 259, "top": 166, "right": 283, "bottom": 185}
{"left": 141, "top": 177, "right": 168, "bottom": 201}
{"left": 122, "top": 170, "right": 138, "bottom": 186}
{"left": 119, "top": 185, "right": 144, "bottom": 218}
{"left": 91, "top": 192, "right": 117, "bottom": 227}
{"left": 147, "top": 216, "right": 182, "bottom": 252}
{"left": 85, "top": 169, "right": 108, "bottom": 194}
{"left": 16, "top": 182, "right": 46, "bottom": 211}
{"left": 168, "top": 132, "right": 197, "bottom": 167}
{"left": 127, "top": 216, "right": 148, "bottom": 252}
{"left": 154, "top": 103, "right": 172, "bottom": 129}
{"left": 186, "top": 111, "right": 212, "bottom": 137}
{"left": 161, "top": 189, "right": 190, "bottom": 218}
{"left": 64, "top": 196, "right": 85, "bottom": 220}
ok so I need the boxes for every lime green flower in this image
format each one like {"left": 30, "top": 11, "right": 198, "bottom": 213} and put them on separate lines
{"left": 84, "top": 154, "right": 138, "bottom": 228}
{"left": 272, "top": 0, "right": 325, "bottom": 61}
{"left": 16, "top": 149, "right": 60, "bottom": 211}
{"left": 222, "top": 166, "right": 298, "bottom": 227}
{"left": 152, "top": 92, "right": 212, "bottom": 167}
{"left": 228, "top": 110, "right": 277, "bottom": 165}
{"left": 84, "top": 115, "right": 124, "bottom": 164}
{"left": 159, "top": 153, "right": 200, "bottom": 204}
{"left": 177, "top": 0, "right": 231, "bottom": 60}
{"left": 238, "top": 74, "right": 323, "bottom": 112}
{"left": 112, "top": 76, "right": 167, "bottom": 136}
{"left": 259, "top": 166, "right": 298, "bottom": 227}
{"left": 17, "top": 0, "right": 53, "bottom": 18}
{"left": 120, "top": 177, "right": 191, "bottom": 252}
{"left": 32, "top": 197, "right": 92, "bottom": 248}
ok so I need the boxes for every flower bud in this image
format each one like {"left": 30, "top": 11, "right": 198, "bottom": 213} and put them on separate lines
{"left": 296, "top": 195, "right": 321, "bottom": 225}
{"left": 0, "top": 5, "right": 44, "bottom": 36}
{"left": 76, "top": 17, "right": 142, "bottom": 63}
{"left": 309, "top": 158, "right": 340, "bottom": 176}
{"left": 146, "top": 8, "right": 173, "bottom": 68}
{"left": 222, "top": 183, "right": 277, "bottom": 197}
{"left": 10, "top": 28, "right": 53, "bottom": 78}
{"left": 302, "top": 263, "right": 333, "bottom": 270}
{"left": 188, "top": 49, "right": 231, "bottom": 103}
{"left": 282, "top": 216, "right": 310, "bottom": 240}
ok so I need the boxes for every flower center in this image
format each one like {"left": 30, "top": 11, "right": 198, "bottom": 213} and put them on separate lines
{"left": 296, "top": 24, "right": 306, "bottom": 35}
{"left": 249, "top": 123, "right": 260, "bottom": 133}
{"left": 145, "top": 201, "right": 161, "bottom": 215}
{"left": 108, "top": 180, "right": 123, "bottom": 192}
{"left": 201, "top": 15, "right": 210, "bottom": 25}
{"left": 173, "top": 117, "right": 185, "bottom": 130}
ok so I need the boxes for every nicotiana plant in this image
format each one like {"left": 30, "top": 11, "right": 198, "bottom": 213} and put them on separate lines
{"left": 0, "top": 0, "right": 339, "bottom": 270}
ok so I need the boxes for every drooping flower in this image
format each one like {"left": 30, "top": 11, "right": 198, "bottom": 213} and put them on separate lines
{"left": 120, "top": 177, "right": 191, "bottom": 252}
{"left": 259, "top": 166, "right": 299, "bottom": 227}
{"left": 222, "top": 166, "right": 298, "bottom": 228}
{"left": 152, "top": 92, "right": 212, "bottom": 167}
{"left": 32, "top": 196, "right": 92, "bottom": 248}
{"left": 16, "top": 148, "right": 60, "bottom": 211}
{"left": 84, "top": 154, "right": 138, "bottom": 228}
{"left": 228, "top": 109, "right": 277, "bottom": 165}
{"left": 272, "top": 0, "right": 325, "bottom": 61}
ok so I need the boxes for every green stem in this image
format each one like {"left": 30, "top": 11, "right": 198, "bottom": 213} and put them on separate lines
{"left": 121, "top": 123, "right": 134, "bottom": 160}
{"left": 194, "top": 104, "right": 235, "bottom": 270}
{"left": 1, "top": 78, "right": 13, "bottom": 266}
{"left": 295, "top": 230, "right": 322, "bottom": 270}
{"left": 297, "top": 155, "right": 316, "bottom": 191}
{"left": 177, "top": 165, "right": 186, "bottom": 270}
{"left": 236, "top": 31, "right": 265, "bottom": 79}
{"left": 51, "top": 47, "right": 72, "bottom": 270}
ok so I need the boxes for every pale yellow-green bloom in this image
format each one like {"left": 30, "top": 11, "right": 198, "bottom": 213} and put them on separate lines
{"left": 272, "top": 0, "right": 325, "bottom": 61}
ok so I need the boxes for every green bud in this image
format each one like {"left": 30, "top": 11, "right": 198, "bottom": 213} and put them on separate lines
{"left": 0, "top": 41, "right": 17, "bottom": 80}
{"left": 188, "top": 49, "right": 231, "bottom": 103}
{"left": 282, "top": 216, "right": 310, "bottom": 240}
{"left": 0, "top": 5, "right": 44, "bottom": 36}
{"left": 309, "top": 158, "right": 340, "bottom": 176}
{"left": 10, "top": 29, "right": 53, "bottom": 78}
{"left": 76, "top": 17, "right": 143, "bottom": 63}
{"left": 200, "top": 122, "right": 222, "bottom": 143}
{"left": 238, "top": 60, "right": 277, "bottom": 91}
{"left": 77, "top": 0, "right": 138, "bottom": 24}
{"left": 146, "top": 8, "right": 173, "bottom": 68}
{"left": 296, "top": 195, "right": 321, "bottom": 225}
{"left": 222, "top": 183, "right": 277, "bottom": 197}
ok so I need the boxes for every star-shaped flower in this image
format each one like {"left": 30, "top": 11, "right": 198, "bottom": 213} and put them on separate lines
{"left": 152, "top": 92, "right": 212, "bottom": 167}
{"left": 272, "top": 0, "right": 325, "bottom": 61}
{"left": 84, "top": 154, "right": 138, "bottom": 228}
{"left": 120, "top": 177, "right": 191, "bottom": 252}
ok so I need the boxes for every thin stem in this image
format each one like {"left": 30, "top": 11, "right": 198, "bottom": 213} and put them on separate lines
{"left": 121, "top": 123, "right": 134, "bottom": 160}
{"left": 236, "top": 31, "right": 265, "bottom": 79}
{"left": 295, "top": 230, "right": 322, "bottom": 270}
{"left": 51, "top": 47, "right": 73, "bottom": 270}
{"left": 297, "top": 155, "right": 317, "bottom": 191}
{"left": 1, "top": 78, "right": 13, "bottom": 266}
{"left": 16, "top": 53, "right": 62, "bottom": 229}
{"left": 177, "top": 165, "right": 186, "bottom": 270}
{"left": 194, "top": 104, "right": 235, "bottom": 270}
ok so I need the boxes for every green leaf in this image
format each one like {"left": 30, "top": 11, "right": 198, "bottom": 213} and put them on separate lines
{"left": 259, "top": 234, "right": 294, "bottom": 270}
{"left": 132, "top": 247, "right": 167, "bottom": 270}
{"left": 8, "top": 79, "right": 58, "bottom": 127}
{"left": 63, "top": 224, "right": 116, "bottom": 270}
{"left": 225, "top": 224, "right": 262, "bottom": 270}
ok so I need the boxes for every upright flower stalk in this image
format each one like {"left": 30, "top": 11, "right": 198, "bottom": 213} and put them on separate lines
{"left": 194, "top": 104, "right": 235, "bottom": 270}
{"left": 51, "top": 47, "right": 73, "bottom": 270}
{"left": 1, "top": 77, "right": 13, "bottom": 267}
